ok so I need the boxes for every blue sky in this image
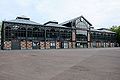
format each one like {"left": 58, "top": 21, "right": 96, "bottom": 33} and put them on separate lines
{"left": 0, "top": 0, "right": 120, "bottom": 28}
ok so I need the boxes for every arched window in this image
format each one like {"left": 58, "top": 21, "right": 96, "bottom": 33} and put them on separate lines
{"left": 39, "top": 29, "right": 45, "bottom": 38}
{"left": 76, "top": 19, "right": 88, "bottom": 29}
{"left": 20, "top": 27, "right": 26, "bottom": 37}
{"left": 67, "top": 31, "right": 72, "bottom": 38}
{"left": 64, "top": 30, "right": 67, "bottom": 38}
{"left": 27, "top": 28, "right": 32, "bottom": 37}
{"left": 5, "top": 26, "right": 11, "bottom": 39}
{"left": 50, "top": 29, "right": 56, "bottom": 38}
{"left": 33, "top": 27, "right": 39, "bottom": 38}
{"left": 18, "top": 28, "right": 21, "bottom": 37}
{"left": 60, "top": 30, "right": 64, "bottom": 38}
{"left": 46, "top": 30, "right": 50, "bottom": 38}
{"left": 56, "top": 30, "right": 59, "bottom": 38}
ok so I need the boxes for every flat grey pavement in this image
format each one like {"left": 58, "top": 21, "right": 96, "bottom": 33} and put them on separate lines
{"left": 0, "top": 48, "right": 120, "bottom": 80}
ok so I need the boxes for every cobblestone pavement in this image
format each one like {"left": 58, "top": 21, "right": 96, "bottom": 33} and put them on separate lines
{"left": 0, "top": 48, "right": 120, "bottom": 80}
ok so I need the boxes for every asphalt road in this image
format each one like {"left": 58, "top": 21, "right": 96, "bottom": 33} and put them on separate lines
{"left": 0, "top": 48, "right": 120, "bottom": 80}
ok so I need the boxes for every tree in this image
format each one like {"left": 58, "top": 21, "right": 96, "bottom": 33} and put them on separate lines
{"left": 110, "top": 26, "right": 120, "bottom": 46}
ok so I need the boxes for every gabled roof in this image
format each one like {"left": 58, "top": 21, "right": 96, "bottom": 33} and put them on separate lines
{"left": 90, "top": 29, "right": 116, "bottom": 33}
{"left": 44, "top": 21, "right": 71, "bottom": 29}
{"left": 59, "top": 16, "right": 92, "bottom": 26}
{"left": 99, "top": 30, "right": 116, "bottom": 33}
{"left": 4, "top": 16, "right": 41, "bottom": 25}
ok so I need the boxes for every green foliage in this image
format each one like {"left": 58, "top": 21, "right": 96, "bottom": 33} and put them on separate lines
{"left": 110, "top": 26, "right": 120, "bottom": 46}
{"left": 0, "top": 22, "right": 1, "bottom": 29}
{"left": 0, "top": 22, "right": 1, "bottom": 28}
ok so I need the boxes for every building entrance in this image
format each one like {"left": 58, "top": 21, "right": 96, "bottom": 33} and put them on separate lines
{"left": 32, "top": 41, "right": 39, "bottom": 49}
{"left": 11, "top": 40, "right": 20, "bottom": 50}
{"left": 50, "top": 41, "right": 56, "bottom": 49}
{"left": 61, "top": 41, "right": 68, "bottom": 48}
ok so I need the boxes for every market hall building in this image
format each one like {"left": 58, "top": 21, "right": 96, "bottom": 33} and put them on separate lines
{"left": 1, "top": 16, "right": 117, "bottom": 50}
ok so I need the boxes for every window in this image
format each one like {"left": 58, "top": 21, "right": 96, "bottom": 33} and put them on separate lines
{"left": 66, "top": 31, "right": 72, "bottom": 38}
{"left": 5, "top": 26, "right": 11, "bottom": 40}
{"left": 76, "top": 30, "right": 87, "bottom": 41}
{"left": 75, "top": 19, "right": 88, "bottom": 29}
{"left": 27, "top": 28, "right": 32, "bottom": 37}
{"left": 60, "top": 31, "right": 65, "bottom": 38}
{"left": 39, "top": 29, "right": 45, "bottom": 38}
{"left": 46, "top": 30, "right": 50, "bottom": 38}
{"left": 33, "top": 27, "right": 39, "bottom": 38}
{"left": 50, "top": 29, "right": 56, "bottom": 38}
{"left": 17, "top": 27, "right": 26, "bottom": 38}
{"left": 50, "top": 42, "right": 55, "bottom": 46}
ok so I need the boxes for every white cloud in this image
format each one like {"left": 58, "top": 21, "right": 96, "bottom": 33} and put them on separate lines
{"left": 1, "top": 0, "right": 120, "bottom": 28}
{"left": 15, "top": 0, "right": 32, "bottom": 7}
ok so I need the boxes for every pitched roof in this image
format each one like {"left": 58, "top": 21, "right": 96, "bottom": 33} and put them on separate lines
{"left": 90, "top": 29, "right": 116, "bottom": 33}
{"left": 59, "top": 16, "right": 92, "bottom": 26}
{"left": 44, "top": 21, "right": 71, "bottom": 29}
{"left": 4, "top": 16, "right": 41, "bottom": 25}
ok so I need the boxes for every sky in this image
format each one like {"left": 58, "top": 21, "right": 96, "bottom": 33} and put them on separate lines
{"left": 0, "top": 0, "right": 120, "bottom": 28}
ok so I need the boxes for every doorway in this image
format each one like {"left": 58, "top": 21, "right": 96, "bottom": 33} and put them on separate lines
{"left": 50, "top": 41, "right": 56, "bottom": 49}
{"left": 32, "top": 41, "right": 39, "bottom": 49}
{"left": 11, "top": 40, "right": 20, "bottom": 50}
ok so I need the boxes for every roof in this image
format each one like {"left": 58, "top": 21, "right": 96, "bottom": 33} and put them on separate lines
{"left": 59, "top": 16, "right": 92, "bottom": 26}
{"left": 4, "top": 16, "right": 41, "bottom": 25}
{"left": 44, "top": 21, "right": 71, "bottom": 29}
{"left": 97, "top": 28, "right": 109, "bottom": 30}
{"left": 100, "top": 30, "right": 116, "bottom": 33}
{"left": 90, "top": 29, "right": 116, "bottom": 33}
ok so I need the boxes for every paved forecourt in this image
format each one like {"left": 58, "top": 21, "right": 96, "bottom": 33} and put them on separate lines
{"left": 0, "top": 48, "right": 120, "bottom": 80}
